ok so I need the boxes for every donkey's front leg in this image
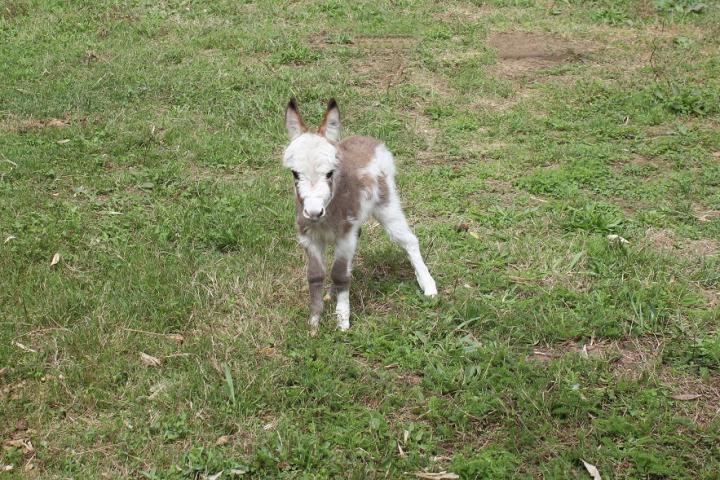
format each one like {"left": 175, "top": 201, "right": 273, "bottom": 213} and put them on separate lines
{"left": 304, "top": 240, "right": 325, "bottom": 335}
{"left": 331, "top": 231, "right": 358, "bottom": 331}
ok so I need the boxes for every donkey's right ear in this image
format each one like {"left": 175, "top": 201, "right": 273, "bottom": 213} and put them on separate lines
{"left": 285, "top": 98, "right": 307, "bottom": 140}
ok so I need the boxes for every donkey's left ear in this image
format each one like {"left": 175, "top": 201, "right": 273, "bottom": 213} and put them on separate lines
{"left": 318, "top": 99, "right": 341, "bottom": 141}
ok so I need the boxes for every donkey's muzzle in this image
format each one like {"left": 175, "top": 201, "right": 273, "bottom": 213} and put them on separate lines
{"left": 303, "top": 207, "right": 325, "bottom": 220}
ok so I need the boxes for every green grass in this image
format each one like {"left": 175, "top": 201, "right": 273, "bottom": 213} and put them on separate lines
{"left": 2, "top": 0, "right": 720, "bottom": 478}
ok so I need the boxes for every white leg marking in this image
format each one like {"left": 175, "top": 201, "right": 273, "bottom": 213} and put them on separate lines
{"left": 374, "top": 201, "right": 437, "bottom": 296}
{"left": 336, "top": 290, "right": 350, "bottom": 331}
{"left": 333, "top": 231, "right": 358, "bottom": 331}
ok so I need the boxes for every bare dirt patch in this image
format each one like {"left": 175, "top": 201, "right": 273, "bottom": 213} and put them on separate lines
{"left": 347, "top": 36, "right": 416, "bottom": 89}
{"left": 488, "top": 32, "right": 593, "bottom": 79}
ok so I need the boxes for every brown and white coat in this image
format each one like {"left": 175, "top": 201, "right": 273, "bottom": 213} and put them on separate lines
{"left": 283, "top": 99, "right": 437, "bottom": 332}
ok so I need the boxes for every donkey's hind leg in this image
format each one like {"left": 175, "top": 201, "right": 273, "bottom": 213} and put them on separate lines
{"left": 374, "top": 200, "right": 437, "bottom": 297}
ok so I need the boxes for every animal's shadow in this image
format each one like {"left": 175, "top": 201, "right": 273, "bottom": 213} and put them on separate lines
{"left": 353, "top": 246, "right": 416, "bottom": 296}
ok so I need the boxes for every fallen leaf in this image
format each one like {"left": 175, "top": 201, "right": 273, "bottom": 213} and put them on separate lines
{"left": 148, "top": 381, "right": 169, "bottom": 400}
{"left": 671, "top": 393, "right": 701, "bottom": 401}
{"left": 140, "top": 352, "right": 161, "bottom": 367}
{"left": 3, "top": 439, "right": 33, "bottom": 453}
{"left": 216, "top": 435, "right": 230, "bottom": 446}
{"left": 528, "top": 350, "right": 553, "bottom": 362}
{"left": 56, "top": 139, "right": 70, "bottom": 145}
{"left": 607, "top": 234, "right": 629, "bottom": 244}
{"left": 413, "top": 472, "right": 459, "bottom": 480}
{"left": 207, "top": 471, "right": 223, "bottom": 480}
{"left": 258, "top": 347, "right": 277, "bottom": 357}
{"left": 50, "top": 252, "right": 60, "bottom": 267}
{"left": 12, "top": 341, "right": 37, "bottom": 353}
{"left": 431, "top": 456, "right": 452, "bottom": 462}
{"left": 166, "top": 334, "right": 184, "bottom": 344}
{"left": 263, "top": 419, "right": 278, "bottom": 431}
{"left": 2, "top": 465, "right": 13, "bottom": 472}
{"left": 46, "top": 119, "right": 69, "bottom": 128}
{"left": 582, "top": 460, "right": 602, "bottom": 480}
{"left": 695, "top": 210, "right": 720, "bottom": 222}
{"left": 468, "top": 231, "right": 481, "bottom": 240}
{"left": 4, "top": 235, "right": 16, "bottom": 244}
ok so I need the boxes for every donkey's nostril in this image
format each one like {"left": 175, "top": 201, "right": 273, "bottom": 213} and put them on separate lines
{"left": 318, "top": 208, "right": 325, "bottom": 218}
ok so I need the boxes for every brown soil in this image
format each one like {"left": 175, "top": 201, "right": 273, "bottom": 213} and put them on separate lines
{"left": 488, "top": 31, "right": 592, "bottom": 79}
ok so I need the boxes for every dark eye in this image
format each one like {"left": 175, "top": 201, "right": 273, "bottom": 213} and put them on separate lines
{"left": 292, "top": 170, "right": 299, "bottom": 181}
{"left": 326, "top": 170, "right": 334, "bottom": 179}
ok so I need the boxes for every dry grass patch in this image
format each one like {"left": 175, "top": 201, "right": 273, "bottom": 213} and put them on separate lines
{"left": 0, "top": 115, "right": 74, "bottom": 132}
{"left": 530, "top": 337, "right": 720, "bottom": 426}
{"left": 528, "top": 337, "right": 664, "bottom": 378}
{"left": 693, "top": 204, "right": 720, "bottom": 223}
{"left": 660, "top": 367, "right": 720, "bottom": 426}
{"left": 644, "top": 228, "right": 718, "bottom": 260}
{"left": 433, "top": 3, "right": 494, "bottom": 22}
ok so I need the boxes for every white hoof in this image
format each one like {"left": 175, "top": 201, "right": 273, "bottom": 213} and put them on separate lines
{"left": 421, "top": 278, "right": 437, "bottom": 297}
{"left": 336, "top": 312, "right": 350, "bottom": 331}
{"left": 309, "top": 314, "right": 320, "bottom": 331}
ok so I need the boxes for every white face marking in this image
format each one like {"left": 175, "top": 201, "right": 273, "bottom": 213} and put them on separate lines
{"left": 283, "top": 133, "right": 338, "bottom": 219}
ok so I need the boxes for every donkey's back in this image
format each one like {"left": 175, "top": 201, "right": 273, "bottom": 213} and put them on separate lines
{"left": 331, "top": 135, "right": 397, "bottom": 223}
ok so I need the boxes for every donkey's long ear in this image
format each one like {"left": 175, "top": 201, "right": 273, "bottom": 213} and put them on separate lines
{"left": 318, "top": 99, "right": 341, "bottom": 141}
{"left": 286, "top": 98, "right": 307, "bottom": 140}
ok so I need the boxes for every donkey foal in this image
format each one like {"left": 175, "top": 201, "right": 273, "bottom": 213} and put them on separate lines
{"left": 283, "top": 98, "right": 437, "bottom": 332}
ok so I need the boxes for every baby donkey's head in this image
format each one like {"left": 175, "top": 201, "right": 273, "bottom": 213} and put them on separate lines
{"left": 282, "top": 98, "right": 341, "bottom": 220}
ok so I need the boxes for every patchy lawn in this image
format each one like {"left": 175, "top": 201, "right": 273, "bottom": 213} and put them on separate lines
{"left": 1, "top": 0, "right": 719, "bottom": 478}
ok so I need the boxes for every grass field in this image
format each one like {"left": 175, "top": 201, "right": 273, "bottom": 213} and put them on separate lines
{"left": 2, "top": 0, "right": 720, "bottom": 478}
